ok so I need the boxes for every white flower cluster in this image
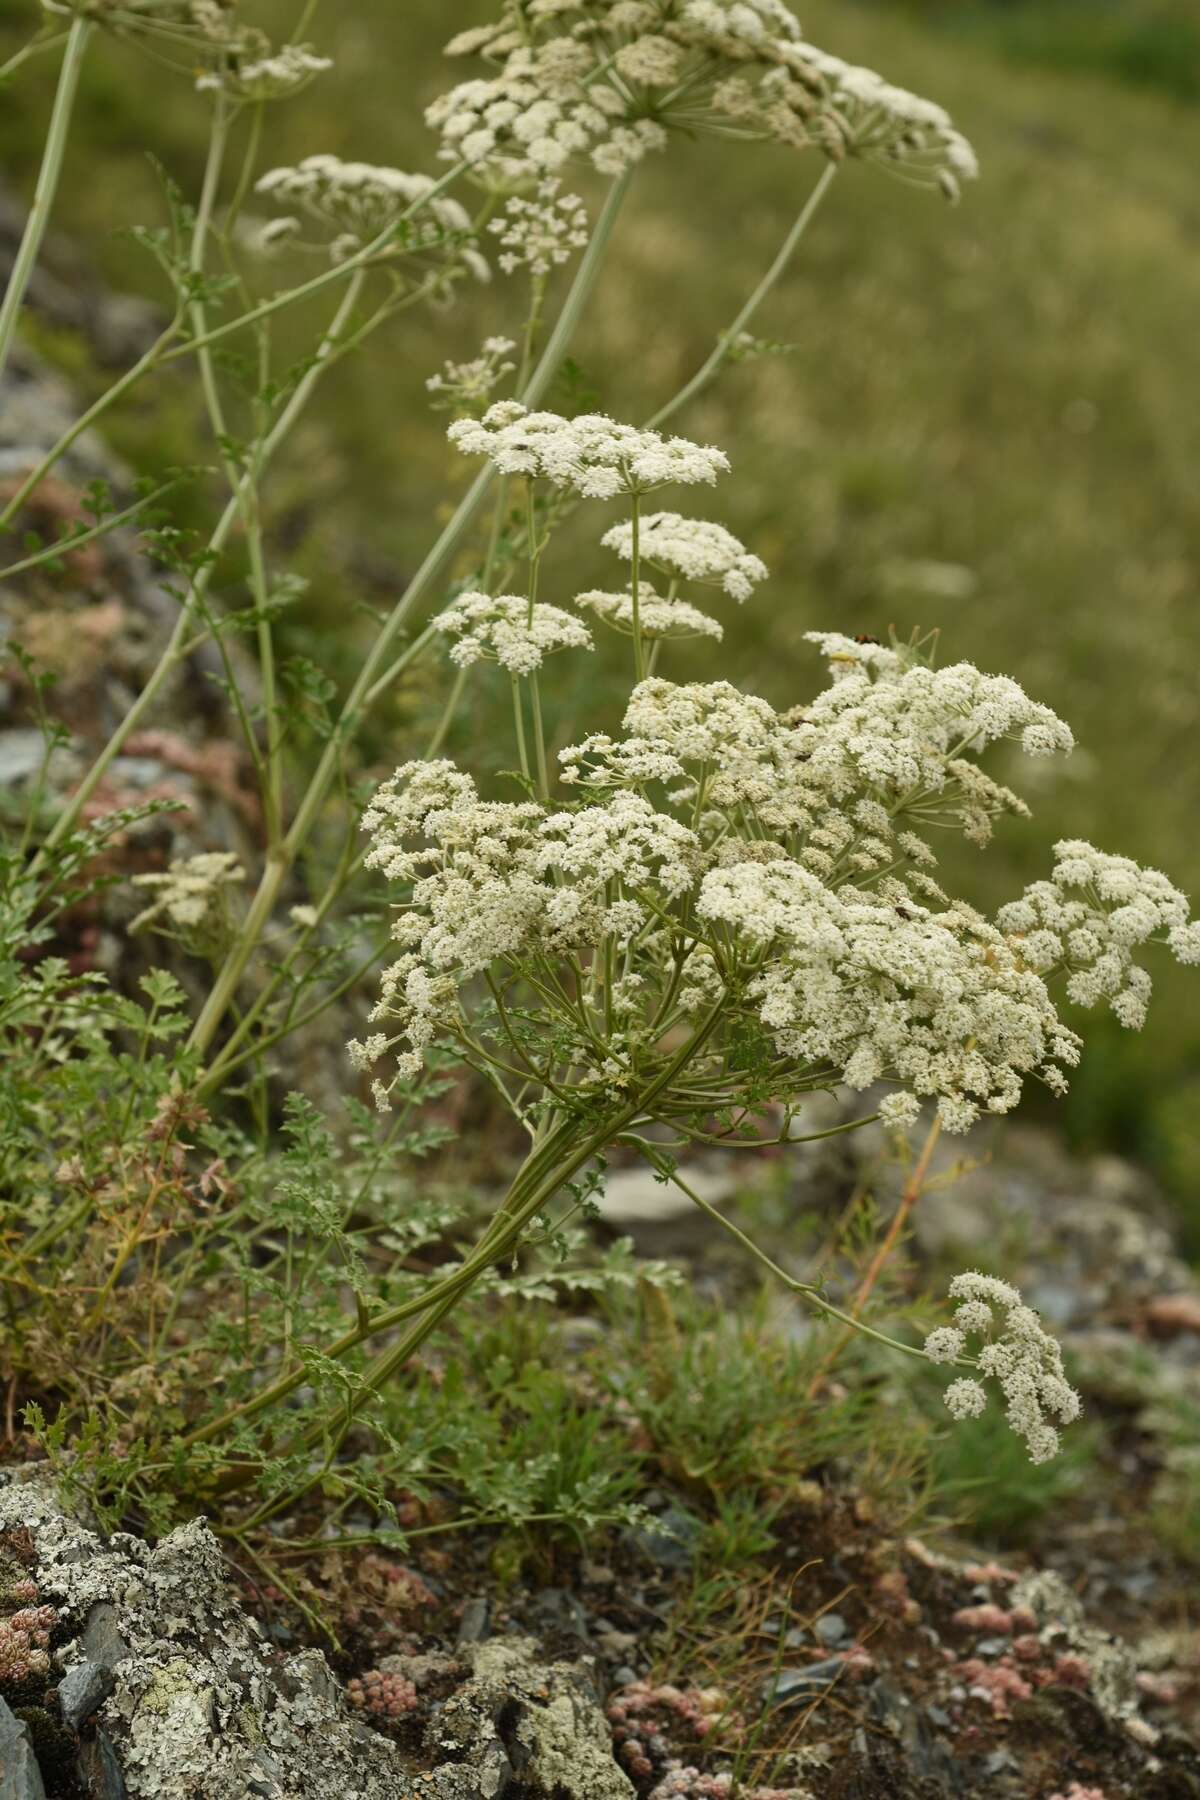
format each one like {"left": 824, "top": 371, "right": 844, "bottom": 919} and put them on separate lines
{"left": 600, "top": 511, "right": 768, "bottom": 601}
{"left": 197, "top": 43, "right": 331, "bottom": 101}
{"left": 426, "top": 337, "right": 516, "bottom": 413}
{"left": 925, "top": 1272, "right": 1082, "bottom": 1463}
{"left": 447, "top": 403, "right": 729, "bottom": 498}
{"left": 430, "top": 0, "right": 976, "bottom": 199}
{"left": 489, "top": 180, "right": 589, "bottom": 276}
{"left": 798, "top": 632, "right": 1074, "bottom": 844}
{"left": 357, "top": 627, "right": 1194, "bottom": 1131}
{"left": 130, "top": 852, "right": 245, "bottom": 936}
{"left": 574, "top": 587, "right": 723, "bottom": 641}
{"left": 44, "top": 0, "right": 248, "bottom": 52}
{"left": 433, "top": 591, "right": 593, "bottom": 675}
{"left": 353, "top": 762, "right": 701, "bottom": 1094}
{"left": 254, "top": 156, "right": 486, "bottom": 275}
{"left": 696, "top": 858, "right": 1078, "bottom": 1132}
{"left": 998, "top": 840, "right": 1200, "bottom": 1028}
{"left": 711, "top": 40, "right": 978, "bottom": 197}
{"left": 427, "top": 39, "right": 667, "bottom": 184}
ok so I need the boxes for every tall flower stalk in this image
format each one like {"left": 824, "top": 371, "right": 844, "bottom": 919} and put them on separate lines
{"left": 0, "top": 16, "right": 92, "bottom": 386}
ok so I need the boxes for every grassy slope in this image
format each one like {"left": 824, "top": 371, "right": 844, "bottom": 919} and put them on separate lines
{"left": 2, "top": 0, "right": 1199, "bottom": 1184}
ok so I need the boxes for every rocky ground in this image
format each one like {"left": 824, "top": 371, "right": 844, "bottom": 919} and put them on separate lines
{"left": 5, "top": 1120, "right": 1200, "bottom": 1800}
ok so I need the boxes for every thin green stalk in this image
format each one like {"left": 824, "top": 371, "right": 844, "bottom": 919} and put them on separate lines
{"left": 0, "top": 321, "right": 183, "bottom": 534}
{"left": 426, "top": 664, "right": 468, "bottom": 757}
{"left": 528, "top": 671, "right": 550, "bottom": 798}
{"left": 0, "top": 28, "right": 70, "bottom": 82}
{"left": 192, "top": 999, "right": 724, "bottom": 1480}
{"left": 511, "top": 676, "right": 532, "bottom": 784}
{"left": 190, "top": 172, "right": 634, "bottom": 1059}
{"left": 629, "top": 489, "right": 645, "bottom": 680}
{"left": 646, "top": 160, "right": 837, "bottom": 431}
{"left": 0, "top": 475, "right": 184, "bottom": 582}
{"left": 0, "top": 158, "right": 470, "bottom": 534}
{"left": 645, "top": 1151, "right": 940, "bottom": 1366}
{"left": 0, "top": 16, "right": 92, "bottom": 388}
{"left": 40, "top": 269, "right": 367, "bottom": 861}
{"left": 156, "top": 157, "right": 471, "bottom": 370}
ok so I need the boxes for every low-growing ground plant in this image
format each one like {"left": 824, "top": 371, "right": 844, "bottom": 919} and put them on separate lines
{"left": 1, "top": 0, "right": 1199, "bottom": 1587}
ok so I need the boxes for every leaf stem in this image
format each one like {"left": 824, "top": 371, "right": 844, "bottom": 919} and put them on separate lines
{"left": 646, "top": 160, "right": 837, "bottom": 431}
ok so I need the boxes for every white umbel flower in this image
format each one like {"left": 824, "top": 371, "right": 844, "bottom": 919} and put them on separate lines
{"left": 489, "top": 180, "right": 589, "bottom": 276}
{"left": 254, "top": 156, "right": 484, "bottom": 274}
{"left": 431, "top": 0, "right": 976, "bottom": 199}
{"left": 925, "top": 1272, "right": 1082, "bottom": 1462}
{"left": 998, "top": 840, "right": 1200, "bottom": 1029}
{"left": 197, "top": 43, "right": 332, "bottom": 100}
{"left": 426, "top": 338, "right": 517, "bottom": 413}
{"left": 447, "top": 405, "right": 729, "bottom": 498}
{"left": 600, "top": 512, "right": 768, "bottom": 601}
{"left": 433, "top": 592, "right": 593, "bottom": 674}
{"left": 574, "top": 587, "right": 723, "bottom": 641}
{"left": 130, "top": 852, "right": 245, "bottom": 935}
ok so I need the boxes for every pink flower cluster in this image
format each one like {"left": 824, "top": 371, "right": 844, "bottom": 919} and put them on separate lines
{"left": 606, "top": 1680, "right": 728, "bottom": 1784}
{"left": 0, "top": 1603, "right": 56, "bottom": 1685}
{"left": 346, "top": 1668, "right": 419, "bottom": 1719}
{"left": 950, "top": 1600, "right": 1094, "bottom": 1716}
{"left": 649, "top": 1772, "right": 798, "bottom": 1800}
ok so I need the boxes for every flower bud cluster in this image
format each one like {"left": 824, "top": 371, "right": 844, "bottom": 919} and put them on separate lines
{"left": 197, "top": 42, "right": 331, "bottom": 101}
{"left": 130, "top": 852, "right": 245, "bottom": 937}
{"left": 426, "top": 338, "right": 517, "bottom": 414}
{"left": 925, "top": 1272, "right": 1082, "bottom": 1463}
{"left": 427, "top": 40, "right": 666, "bottom": 184}
{"left": 575, "top": 587, "right": 724, "bottom": 642}
{"left": 254, "top": 156, "right": 486, "bottom": 277}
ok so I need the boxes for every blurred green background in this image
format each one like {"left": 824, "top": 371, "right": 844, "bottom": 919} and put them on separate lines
{"left": 2, "top": 0, "right": 1199, "bottom": 1223}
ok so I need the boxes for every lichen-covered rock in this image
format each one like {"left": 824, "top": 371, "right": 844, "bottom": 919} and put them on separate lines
{"left": 0, "top": 1476, "right": 407, "bottom": 1800}
{"left": 380, "top": 1636, "right": 636, "bottom": 1799}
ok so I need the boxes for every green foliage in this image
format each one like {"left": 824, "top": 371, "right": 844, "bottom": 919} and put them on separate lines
{"left": 881, "top": 0, "right": 1200, "bottom": 103}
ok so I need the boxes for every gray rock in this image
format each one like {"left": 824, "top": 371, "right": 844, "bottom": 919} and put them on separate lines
{"left": 623, "top": 1506, "right": 701, "bottom": 1573}
{"left": 0, "top": 1696, "right": 47, "bottom": 1800}
{"left": 76, "top": 1727, "right": 128, "bottom": 1800}
{"left": 456, "top": 1596, "right": 490, "bottom": 1645}
{"left": 81, "top": 1602, "right": 132, "bottom": 1673}
{"left": 416, "top": 1638, "right": 634, "bottom": 1799}
{"left": 0, "top": 1476, "right": 406, "bottom": 1800}
{"left": 765, "top": 1659, "right": 846, "bottom": 1704}
{"left": 812, "top": 1612, "right": 848, "bottom": 1647}
{"left": 58, "top": 1657, "right": 115, "bottom": 1730}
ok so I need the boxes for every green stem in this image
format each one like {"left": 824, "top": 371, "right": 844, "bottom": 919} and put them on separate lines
{"left": 511, "top": 676, "right": 531, "bottom": 785}
{"left": 646, "top": 1152, "right": 936, "bottom": 1366}
{"left": 646, "top": 160, "right": 837, "bottom": 431}
{"left": 629, "top": 489, "right": 645, "bottom": 681}
{"left": 190, "top": 173, "right": 634, "bottom": 1059}
{"left": 0, "top": 29, "right": 71, "bottom": 84}
{"left": 0, "top": 16, "right": 92, "bottom": 388}
{"left": 41, "top": 269, "right": 367, "bottom": 863}
{"left": 191, "top": 1000, "right": 723, "bottom": 1479}
{"left": 0, "top": 321, "right": 183, "bottom": 534}
{"left": 0, "top": 160, "right": 470, "bottom": 534}
{"left": 528, "top": 671, "right": 549, "bottom": 799}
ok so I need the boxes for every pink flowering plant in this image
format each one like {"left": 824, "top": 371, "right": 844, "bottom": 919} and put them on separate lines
{"left": 0, "top": 0, "right": 1198, "bottom": 1543}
